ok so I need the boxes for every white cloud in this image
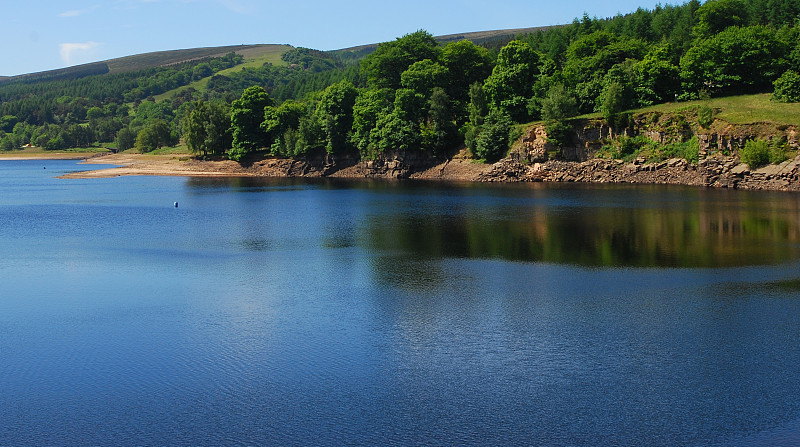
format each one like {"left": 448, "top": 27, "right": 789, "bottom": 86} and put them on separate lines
{"left": 58, "top": 5, "right": 99, "bottom": 17}
{"left": 59, "top": 42, "right": 100, "bottom": 65}
{"left": 219, "top": 0, "right": 255, "bottom": 14}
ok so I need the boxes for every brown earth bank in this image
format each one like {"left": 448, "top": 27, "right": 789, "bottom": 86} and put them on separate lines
{"left": 52, "top": 148, "right": 800, "bottom": 192}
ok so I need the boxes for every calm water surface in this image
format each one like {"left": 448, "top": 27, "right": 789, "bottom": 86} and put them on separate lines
{"left": 2, "top": 159, "right": 800, "bottom": 446}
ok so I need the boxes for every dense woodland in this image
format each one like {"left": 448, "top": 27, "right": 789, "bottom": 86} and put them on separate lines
{"left": 1, "top": 0, "right": 799, "bottom": 162}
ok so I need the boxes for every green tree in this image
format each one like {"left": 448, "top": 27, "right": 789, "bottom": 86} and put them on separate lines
{"left": 0, "top": 134, "right": 15, "bottom": 151}
{"left": 680, "top": 25, "right": 787, "bottom": 96}
{"left": 540, "top": 84, "right": 578, "bottom": 122}
{"left": 633, "top": 44, "right": 680, "bottom": 105}
{"left": 599, "top": 82, "right": 629, "bottom": 130}
{"left": 115, "top": 127, "right": 136, "bottom": 151}
{"left": 229, "top": 86, "right": 272, "bottom": 160}
{"left": 400, "top": 59, "right": 447, "bottom": 98}
{"left": 773, "top": 70, "right": 800, "bottom": 102}
{"left": 85, "top": 106, "right": 106, "bottom": 121}
{"left": 483, "top": 40, "right": 541, "bottom": 122}
{"left": 393, "top": 88, "right": 427, "bottom": 123}
{"left": 350, "top": 88, "right": 394, "bottom": 157}
{"left": 315, "top": 80, "right": 358, "bottom": 154}
{"left": 473, "top": 109, "right": 513, "bottom": 162}
{"left": 295, "top": 115, "right": 325, "bottom": 156}
{"left": 183, "top": 100, "right": 231, "bottom": 157}
{"left": 693, "top": 0, "right": 750, "bottom": 38}
{"left": 440, "top": 40, "right": 493, "bottom": 105}
{"left": 373, "top": 111, "right": 421, "bottom": 153}
{"left": 361, "top": 30, "right": 441, "bottom": 90}
{"left": 263, "top": 100, "right": 306, "bottom": 142}
{"left": 541, "top": 84, "right": 578, "bottom": 149}
{"left": 263, "top": 100, "right": 308, "bottom": 156}
{"left": 135, "top": 119, "right": 172, "bottom": 152}
{"left": 45, "top": 133, "right": 66, "bottom": 151}
{"left": 426, "top": 87, "right": 457, "bottom": 153}
{"left": 562, "top": 31, "right": 647, "bottom": 113}
{"left": 0, "top": 115, "right": 17, "bottom": 133}
{"left": 465, "top": 82, "right": 488, "bottom": 152}
{"left": 132, "top": 100, "right": 173, "bottom": 127}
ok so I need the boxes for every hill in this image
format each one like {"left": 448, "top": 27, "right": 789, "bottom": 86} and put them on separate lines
{"left": 1, "top": 25, "right": 552, "bottom": 84}
{"left": 333, "top": 25, "right": 557, "bottom": 57}
{"left": 0, "top": 44, "right": 291, "bottom": 85}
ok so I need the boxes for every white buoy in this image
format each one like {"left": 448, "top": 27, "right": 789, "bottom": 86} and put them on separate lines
{"left": 174, "top": 202, "right": 178, "bottom": 208}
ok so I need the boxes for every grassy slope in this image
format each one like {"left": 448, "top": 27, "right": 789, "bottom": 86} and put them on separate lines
{"left": 152, "top": 44, "right": 291, "bottom": 102}
{"left": 106, "top": 44, "right": 288, "bottom": 73}
{"left": 569, "top": 93, "right": 800, "bottom": 127}
{"left": 633, "top": 93, "right": 800, "bottom": 125}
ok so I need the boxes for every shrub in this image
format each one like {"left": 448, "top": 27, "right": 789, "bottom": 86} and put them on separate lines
{"left": 660, "top": 136, "right": 699, "bottom": 164}
{"left": 774, "top": 70, "right": 800, "bottom": 103}
{"left": 603, "top": 135, "right": 653, "bottom": 161}
{"left": 545, "top": 121, "right": 573, "bottom": 148}
{"left": 474, "top": 110, "right": 512, "bottom": 162}
{"left": 769, "top": 138, "right": 789, "bottom": 164}
{"left": 740, "top": 139, "right": 770, "bottom": 168}
{"left": 697, "top": 105, "right": 713, "bottom": 128}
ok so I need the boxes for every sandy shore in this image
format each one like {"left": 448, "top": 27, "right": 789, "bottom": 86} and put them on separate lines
{"left": 50, "top": 152, "right": 493, "bottom": 181}
{"left": 57, "top": 153, "right": 288, "bottom": 178}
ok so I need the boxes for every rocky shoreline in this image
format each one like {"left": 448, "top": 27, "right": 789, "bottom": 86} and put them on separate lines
{"left": 56, "top": 148, "right": 800, "bottom": 193}
{"left": 52, "top": 116, "right": 800, "bottom": 192}
{"left": 474, "top": 154, "right": 800, "bottom": 191}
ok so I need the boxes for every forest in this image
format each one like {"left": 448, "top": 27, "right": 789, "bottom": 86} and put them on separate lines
{"left": 0, "top": 0, "right": 799, "bottom": 162}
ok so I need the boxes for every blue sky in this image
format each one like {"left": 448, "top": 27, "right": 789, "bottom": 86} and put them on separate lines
{"left": 2, "top": 0, "right": 667, "bottom": 76}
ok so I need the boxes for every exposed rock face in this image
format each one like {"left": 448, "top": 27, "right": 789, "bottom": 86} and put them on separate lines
{"left": 700, "top": 156, "right": 800, "bottom": 190}
{"left": 327, "top": 149, "right": 441, "bottom": 179}
{"left": 472, "top": 119, "right": 800, "bottom": 191}
{"left": 312, "top": 119, "right": 800, "bottom": 192}
{"left": 474, "top": 153, "right": 800, "bottom": 191}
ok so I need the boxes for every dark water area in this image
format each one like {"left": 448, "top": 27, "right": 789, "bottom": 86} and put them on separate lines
{"left": 2, "top": 159, "right": 800, "bottom": 446}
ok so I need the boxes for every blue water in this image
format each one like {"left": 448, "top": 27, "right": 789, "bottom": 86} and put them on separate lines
{"left": 2, "top": 159, "right": 800, "bottom": 446}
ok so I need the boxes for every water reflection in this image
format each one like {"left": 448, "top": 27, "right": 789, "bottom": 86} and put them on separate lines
{"left": 184, "top": 178, "right": 800, "bottom": 268}
{"left": 366, "top": 185, "right": 800, "bottom": 267}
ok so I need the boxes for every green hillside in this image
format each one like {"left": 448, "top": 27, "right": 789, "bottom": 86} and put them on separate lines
{"left": 105, "top": 44, "right": 287, "bottom": 73}
{"left": 152, "top": 45, "right": 291, "bottom": 102}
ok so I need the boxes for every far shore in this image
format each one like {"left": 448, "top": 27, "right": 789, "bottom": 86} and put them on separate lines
{"left": 0, "top": 151, "right": 102, "bottom": 160}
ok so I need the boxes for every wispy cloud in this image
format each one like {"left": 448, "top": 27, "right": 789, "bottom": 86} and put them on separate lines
{"left": 58, "top": 5, "right": 99, "bottom": 17}
{"left": 59, "top": 42, "right": 100, "bottom": 65}
{"left": 218, "top": 0, "right": 255, "bottom": 14}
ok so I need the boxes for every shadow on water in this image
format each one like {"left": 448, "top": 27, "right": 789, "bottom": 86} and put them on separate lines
{"left": 364, "top": 183, "right": 800, "bottom": 268}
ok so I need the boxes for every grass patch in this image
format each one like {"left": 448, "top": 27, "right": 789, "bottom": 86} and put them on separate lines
{"left": 596, "top": 135, "right": 699, "bottom": 164}
{"left": 633, "top": 93, "right": 800, "bottom": 126}
{"left": 146, "top": 142, "right": 191, "bottom": 155}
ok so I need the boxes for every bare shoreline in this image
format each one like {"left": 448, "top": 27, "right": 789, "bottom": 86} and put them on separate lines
{"left": 5, "top": 151, "right": 800, "bottom": 192}
{"left": 46, "top": 152, "right": 494, "bottom": 182}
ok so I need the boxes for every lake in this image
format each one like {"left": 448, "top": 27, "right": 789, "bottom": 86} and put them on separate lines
{"left": 2, "top": 159, "right": 800, "bottom": 446}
